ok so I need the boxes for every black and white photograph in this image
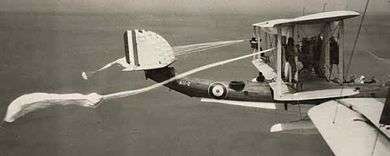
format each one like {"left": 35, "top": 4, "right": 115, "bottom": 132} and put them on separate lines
{"left": 0, "top": 0, "right": 389, "bottom": 155}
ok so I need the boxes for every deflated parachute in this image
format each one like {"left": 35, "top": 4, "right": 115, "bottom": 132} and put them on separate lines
{"left": 4, "top": 48, "right": 274, "bottom": 123}
{"left": 4, "top": 93, "right": 102, "bottom": 122}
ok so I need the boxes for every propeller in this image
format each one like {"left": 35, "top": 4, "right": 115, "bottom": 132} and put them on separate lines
{"left": 4, "top": 48, "right": 274, "bottom": 123}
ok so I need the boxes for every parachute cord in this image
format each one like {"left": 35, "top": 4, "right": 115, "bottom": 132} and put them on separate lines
{"left": 332, "top": 103, "right": 339, "bottom": 124}
{"left": 371, "top": 129, "right": 380, "bottom": 156}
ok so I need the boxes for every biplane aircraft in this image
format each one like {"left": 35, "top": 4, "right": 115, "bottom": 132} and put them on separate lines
{"left": 3, "top": 11, "right": 390, "bottom": 155}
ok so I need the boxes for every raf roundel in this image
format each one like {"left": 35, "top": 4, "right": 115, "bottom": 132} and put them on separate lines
{"left": 208, "top": 82, "right": 227, "bottom": 99}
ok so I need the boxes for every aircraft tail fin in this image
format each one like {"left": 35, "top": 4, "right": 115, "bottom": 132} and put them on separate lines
{"left": 379, "top": 83, "right": 390, "bottom": 125}
{"left": 123, "top": 29, "right": 175, "bottom": 71}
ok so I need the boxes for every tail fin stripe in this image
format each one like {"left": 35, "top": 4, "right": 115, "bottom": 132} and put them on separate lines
{"left": 124, "top": 32, "right": 130, "bottom": 64}
{"left": 131, "top": 30, "right": 140, "bottom": 66}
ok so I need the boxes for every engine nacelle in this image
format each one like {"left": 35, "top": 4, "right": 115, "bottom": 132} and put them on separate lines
{"left": 123, "top": 29, "right": 175, "bottom": 71}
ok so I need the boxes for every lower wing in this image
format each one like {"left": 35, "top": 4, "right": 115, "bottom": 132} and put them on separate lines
{"left": 308, "top": 99, "right": 390, "bottom": 156}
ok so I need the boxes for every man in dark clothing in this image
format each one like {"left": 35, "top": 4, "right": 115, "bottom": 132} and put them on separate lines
{"left": 329, "top": 36, "right": 339, "bottom": 80}
{"left": 329, "top": 37, "right": 339, "bottom": 65}
{"left": 298, "top": 37, "right": 314, "bottom": 80}
{"left": 256, "top": 72, "right": 265, "bottom": 82}
{"left": 299, "top": 38, "right": 312, "bottom": 69}
{"left": 250, "top": 37, "right": 265, "bottom": 59}
{"left": 312, "top": 35, "right": 326, "bottom": 79}
{"left": 250, "top": 37, "right": 258, "bottom": 51}
{"left": 285, "top": 37, "right": 298, "bottom": 82}
{"left": 281, "top": 36, "right": 287, "bottom": 80}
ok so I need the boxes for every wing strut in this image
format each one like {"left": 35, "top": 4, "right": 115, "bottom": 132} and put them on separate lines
{"left": 380, "top": 86, "right": 390, "bottom": 125}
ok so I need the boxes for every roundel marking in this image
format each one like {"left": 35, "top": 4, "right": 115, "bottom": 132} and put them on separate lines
{"left": 208, "top": 82, "right": 227, "bottom": 99}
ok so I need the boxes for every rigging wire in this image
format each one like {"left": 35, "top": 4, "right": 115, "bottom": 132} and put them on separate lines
{"left": 371, "top": 129, "right": 380, "bottom": 156}
{"left": 333, "top": 0, "right": 370, "bottom": 124}
{"left": 345, "top": 0, "right": 370, "bottom": 76}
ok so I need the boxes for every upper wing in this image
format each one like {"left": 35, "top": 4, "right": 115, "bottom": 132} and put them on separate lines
{"left": 253, "top": 11, "right": 359, "bottom": 28}
{"left": 308, "top": 99, "right": 390, "bottom": 156}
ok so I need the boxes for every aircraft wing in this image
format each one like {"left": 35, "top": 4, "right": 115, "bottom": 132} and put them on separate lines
{"left": 253, "top": 11, "right": 359, "bottom": 29}
{"left": 336, "top": 98, "right": 390, "bottom": 138}
{"left": 252, "top": 58, "right": 277, "bottom": 80}
{"left": 308, "top": 99, "right": 390, "bottom": 156}
{"left": 200, "top": 98, "right": 313, "bottom": 111}
{"left": 201, "top": 98, "right": 284, "bottom": 109}
{"left": 269, "top": 85, "right": 360, "bottom": 101}
{"left": 201, "top": 98, "right": 318, "bottom": 134}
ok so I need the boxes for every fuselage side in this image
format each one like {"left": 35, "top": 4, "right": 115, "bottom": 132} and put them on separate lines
{"left": 145, "top": 66, "right": 388, "bottom": 104}
{"left": 145, "top": 66, "right": 274, "bottom": 102}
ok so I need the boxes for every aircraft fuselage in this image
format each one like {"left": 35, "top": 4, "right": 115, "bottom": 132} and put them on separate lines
{"left": 145, "top": 66, "right": 274, "bottom": 102}
{"left": 145, "top": 66, "right": 389, "bottom": 104}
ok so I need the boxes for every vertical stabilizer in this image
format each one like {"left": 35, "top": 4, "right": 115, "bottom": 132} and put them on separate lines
{"left": 123, "top": 29, "right": 175, "bottom": 71}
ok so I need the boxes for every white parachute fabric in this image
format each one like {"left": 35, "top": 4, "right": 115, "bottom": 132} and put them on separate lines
{"left": 82, "top": 57, "right": 129, "bottom": 80}
{"left": 4, "top": 93, "right": 102, "bottom": 122}
{"left": 4, "top": 48, "right": 274, "bottom": 123}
